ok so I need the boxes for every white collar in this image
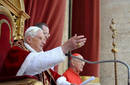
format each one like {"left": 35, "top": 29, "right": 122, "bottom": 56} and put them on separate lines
{"left": 24, "top": 43, "right": 44, "bottom": 52}
{"left": 24, "top": 42, "right": 37, "bottom": 52}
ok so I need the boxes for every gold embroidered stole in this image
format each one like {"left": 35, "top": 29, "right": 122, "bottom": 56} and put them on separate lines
{"left": 43, "top": 70, "right": 56, "bottom": 85}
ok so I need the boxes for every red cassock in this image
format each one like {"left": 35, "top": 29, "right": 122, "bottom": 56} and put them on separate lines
{"left": 0, "top": 46, "right": 61, "bottom": 85}
{"left": 63, "top": 68, "right": 82, "bottom": 85}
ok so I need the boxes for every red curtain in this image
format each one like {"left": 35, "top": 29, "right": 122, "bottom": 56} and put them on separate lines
{"left": 72, "top": 0, "right": 100, "bottom": 77}
{"left": 24, "top": 0, "right": 66, "bottom": 50}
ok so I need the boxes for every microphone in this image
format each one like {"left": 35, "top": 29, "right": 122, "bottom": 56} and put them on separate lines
{"left": 65, "top": 53, "right": 130, "bottom": 85}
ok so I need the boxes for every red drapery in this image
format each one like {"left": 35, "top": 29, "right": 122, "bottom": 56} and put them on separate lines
{"left": 24, "top": 0, "right": 66, "bottom": 50}
{"left": 72, "top": 0, "right": 100, "bottom": 77}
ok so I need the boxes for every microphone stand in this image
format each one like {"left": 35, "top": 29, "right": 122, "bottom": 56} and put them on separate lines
{"left": 66, "top": 54, "right": 130, "bottom": 85}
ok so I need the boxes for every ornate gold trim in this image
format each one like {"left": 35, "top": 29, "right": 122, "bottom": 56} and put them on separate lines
{"left": 0, "top": 0, "right": 30, "bottom": 19}
{"left": 0, "top": 78, "right": 43, "bottom": 85}
{"left": 0, "top": 6, "right": 14, "bottom": 46}
{"left": 0, "top": 0, "right": 30, "bottom": 40}
{"left": 0, "top": 6, "right": 14, "bottom": 30}
{"left": 0, "top": 19, "right": 13, "bottom": 46}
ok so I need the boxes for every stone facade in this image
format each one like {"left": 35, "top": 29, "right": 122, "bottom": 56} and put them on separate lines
{"left": 101, "top": 0, "right": 130, "bottom": 85}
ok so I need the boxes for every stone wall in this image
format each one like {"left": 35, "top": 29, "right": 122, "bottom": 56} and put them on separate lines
{"left": 101, "top": 0, "right": 130, "bottom": 85}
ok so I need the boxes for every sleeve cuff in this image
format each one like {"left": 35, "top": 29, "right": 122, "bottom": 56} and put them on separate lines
{"left": 56, "top": 76, "right": 71, "bottom": 85}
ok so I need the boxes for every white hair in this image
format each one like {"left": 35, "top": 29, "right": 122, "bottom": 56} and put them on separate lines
{"left": 24, "top": 26, "right": 43, "bottom": 42}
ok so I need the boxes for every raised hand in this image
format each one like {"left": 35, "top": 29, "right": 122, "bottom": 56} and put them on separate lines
{"left": 61, "top": 34, "right": 87, "bottom": 53}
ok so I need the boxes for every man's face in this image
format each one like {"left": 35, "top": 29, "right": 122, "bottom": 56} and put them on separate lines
{"left": 76, "top": 59, "right": 85, "bottom": 72}
{"left": 42, "top": 25, "right": 50, "bottom": 41}
{"left": 28, "top": 30, "right": 46, "bottom": 52}
{"left": 72, "top": 55, "right": 85, "bottom": 74}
